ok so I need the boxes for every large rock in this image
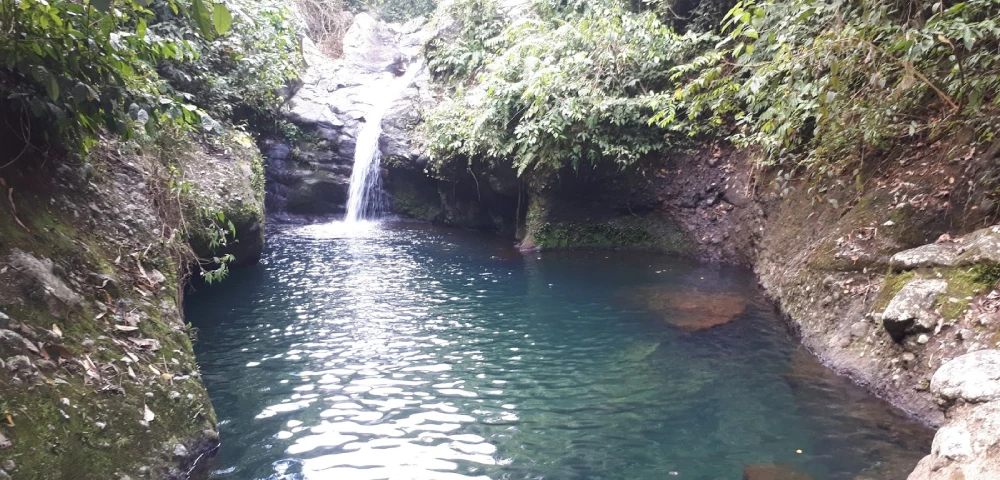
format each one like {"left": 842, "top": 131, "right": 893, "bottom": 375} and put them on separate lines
{"left": 891, "top": 225, "right": 1000, "bottom": 270}
{"left": 179, "top": 133, "right": 266, "bottom": 267}
{"left": 275, "top": 13, "right": 438, "bottom": 215}
{"left": 931, "top": 350, "right": 1000, "bottom": 404}
{"left": 0, "top": 133, "right": 219, "bottom": 479}
{"left": 7, "top": 249, "right": 83, "bottom": 314}
{"left": 881, "top": 279, "right": 948, "bottom": 342}
{"left": 907, "top": 401, "right": 1000, "bottom": 480}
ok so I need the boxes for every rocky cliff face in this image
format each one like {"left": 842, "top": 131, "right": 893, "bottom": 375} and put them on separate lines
{"left": 267, "top": 13, "right": 435, "bottom": 216}
{"left": 0, "top": 129, "right": 264, "bottom": 479}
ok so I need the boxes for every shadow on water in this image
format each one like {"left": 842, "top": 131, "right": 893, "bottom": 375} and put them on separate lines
{"left": 187, "top": 221, "right": 931, "bottom": 480}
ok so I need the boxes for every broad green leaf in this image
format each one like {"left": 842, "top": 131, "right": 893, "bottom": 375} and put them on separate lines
{"left": 212, "top": 4, "right": 233, "bottom": 36}
{"left": 46, "top": 74, "right": 60, "bottom": 101}
{"left": 192, "top": 0, "right": 216, "bottom": 40}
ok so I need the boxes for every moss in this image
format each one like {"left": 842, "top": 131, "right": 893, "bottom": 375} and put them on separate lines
{"left": 871, "top": 264, "right": 1000, "bottom": 320}
{"left": 390, "top": 185, "right": 443, "bottom": 222}
{"left": 933, "top": 264, "right": 1000, "bottom": 320}
{"left": 0, "top": 138, "right": 217, "bottom": 480}
{"left": 872, "top": 270, "right": 916, "bottom": 312}
{"left": 533, "top": 221, "right": 656, "bottom": 249}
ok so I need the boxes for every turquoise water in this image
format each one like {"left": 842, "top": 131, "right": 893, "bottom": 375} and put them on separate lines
{"left": 187, "top": 222, "right": 931, "bottom": 480}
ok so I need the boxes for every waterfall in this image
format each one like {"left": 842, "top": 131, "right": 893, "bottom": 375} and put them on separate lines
{"left": 343, "top": 62, "right": 423, "bottom": 223}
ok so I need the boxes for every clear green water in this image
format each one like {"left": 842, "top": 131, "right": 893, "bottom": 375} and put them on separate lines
{"left": 187, "top": 222, "right": 931, "bottom": 480}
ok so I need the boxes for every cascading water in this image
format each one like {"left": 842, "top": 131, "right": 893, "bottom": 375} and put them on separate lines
{"left": 343, "top": 62, "right": 423, "bottom": 223}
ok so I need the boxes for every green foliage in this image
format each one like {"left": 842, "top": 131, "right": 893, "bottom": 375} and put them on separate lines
{"left": 425, "top": 0, "right": 713, "bottom": 174}
{"left": 656, "top": 0, "right": 1000, "bottom": 172}
{"left": 426, "top": 0, "right": 505, "bottom": 82}
{"left": 373, "top": 0, "right": 437, "bottom": 22}
{"left": 0, "top": 0, "right": 236, "bottom": 143}
{"left": 0, "top": 0, "right": 301, "bottom": 147}
{"left": 345, "top": 0, "right": 436, "bottom": 22}
{"left": 426, "top": 0, "right": 1000, "bottom": 184}
{"left": 157, "top": 0, "right": 302, "bottom": 120}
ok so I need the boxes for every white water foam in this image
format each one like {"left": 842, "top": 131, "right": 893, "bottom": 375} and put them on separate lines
{"left": 344, "top": 62, "right": 423, "bottom": 223}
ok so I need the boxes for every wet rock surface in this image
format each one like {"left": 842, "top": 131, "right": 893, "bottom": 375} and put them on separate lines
{"left": 271, "top": 13, "right": 436, "bottom": 215}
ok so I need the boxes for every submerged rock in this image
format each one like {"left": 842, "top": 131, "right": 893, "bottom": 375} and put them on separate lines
{"left": 931, "top": 350, "right": 1000, "bottom": 404}
{"left": 742, "top": 464, "right": 815, "bottom": 480}
{"left": 881, "top": 279, "right": 948, "bottom": 342}
{"left": 630, "top": 288, "right": 747, "bottom": 331}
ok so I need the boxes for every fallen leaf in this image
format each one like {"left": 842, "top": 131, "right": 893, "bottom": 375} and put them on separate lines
{"left": 143, "top": 404, "right": 155, "bottom": 423}
{"left": 114, "top": 325, "right": 140, "bottom": 332}
{"left": 79, "top": 354, "right": 102, "bottom": 381}
{"left": 128, "top": 365, "right": 136, "bottom": 380}
{"left": 148, "top": 364, "right": 161, "bottom": 375}
{"left": 136, "top": 257, "right": 152, "bottom": 286}
{"left": 128, "top": 337, "right": 160, "bottom": 351}
{"left": 51, "top": 324, "right": 62, "bottom": 338}
{"left": 123, "top": 311, "right": 141, "bottom": 326}
{"left": 21, "top": 337, "right": 41, "bottom": 356}
{"left": 148, "top": 269, "right": 166, "bottom": 285}
{"left": 17, "top": 322, "right": 35, "bottom": 336}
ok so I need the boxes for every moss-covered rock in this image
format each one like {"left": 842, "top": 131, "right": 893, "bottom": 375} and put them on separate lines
{"left": 175, "top": 131, "right": 267, "bottom": 268}
{"left": 0, "top": 132, "right": 220, "bottom": 480}
{"left": 532, "top": 221, "right": 656, "bottom": 249}
{"left": 389, "top": 181, "right": 443, "bottom": 222}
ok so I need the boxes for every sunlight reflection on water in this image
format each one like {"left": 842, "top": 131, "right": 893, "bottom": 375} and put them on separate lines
{"left": 189, "top": 221, "right": 931, "bottom": 480}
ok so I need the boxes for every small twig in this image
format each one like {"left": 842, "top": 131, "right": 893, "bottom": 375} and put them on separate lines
{"left": 468, "top": 167, "right": 481, "bottom": 202}
{"left": 7, "top": 187, "right": 30, "bottom": 232}
{"left": 184, "top": 442, "right": 221, "bottom": 479}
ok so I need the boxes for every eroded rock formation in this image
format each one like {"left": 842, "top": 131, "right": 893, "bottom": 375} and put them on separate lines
{"left": 268, "top": 13, "right": 435, "bottom": 215}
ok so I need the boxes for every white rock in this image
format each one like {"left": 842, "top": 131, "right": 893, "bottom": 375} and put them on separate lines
{"left": 931, "top": 350, "right": 1000, "bottom": 403}
{"left": 882, "top": 279, "right": 948, "bottom": 341}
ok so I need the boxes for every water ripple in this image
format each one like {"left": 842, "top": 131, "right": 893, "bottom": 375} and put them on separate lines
{"left": 189, "top": 222, "right": 931, "bottom": 480}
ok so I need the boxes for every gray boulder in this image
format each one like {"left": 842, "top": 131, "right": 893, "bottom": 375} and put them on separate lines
{"left": 7, "top": 250, "right": 83, "bottom": 315}
{"left": 907, "top": 401, "right": 1000, "bottom": 480}
{"left": 931, "top": 350, "right": 1000, "bottom": 404}
{"left": 276, "top": 13, "right": 437, "bottom": 214}
{"left": 881, "top": 279, "right": 947, "bottom": 342}
{"left": 891, "top": 225, "right": 1000, "bottom": 270}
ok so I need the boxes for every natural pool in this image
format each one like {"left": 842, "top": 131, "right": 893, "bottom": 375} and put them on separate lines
{"left": 187, "top": 221, "right": 932, "bottom": 480}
